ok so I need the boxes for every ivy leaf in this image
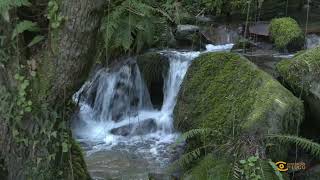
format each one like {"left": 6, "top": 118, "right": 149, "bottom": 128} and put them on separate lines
{"left": 30, "top": 71, "right": 36, "bottom": 77}
{"left": 62, "top": 142, "right": 68, "bottom": 153}
{"left": 51, "top": 131, "right": 57, "bottom": 138}
{"left": 12, "top": 129, "right": 19, "bottom": 137}
{"left": 240, "top": 160, "right": 246, "bottom": 164}
{"left": 25, "top": 106, "right": 32, "bottom": 112}
{"left": 28, "top": 35, "right": 44, "bottom": 47}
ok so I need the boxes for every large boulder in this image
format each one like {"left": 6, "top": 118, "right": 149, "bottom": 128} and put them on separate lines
{"left": 137, "top": 52, "right": 169, "bottom": 108}
{"left": 174, "top": 52, "right": 303, "bottom": 152}
{"left": 269, "top": 17, "right": 304, "bottom": 52}
{"left": 277, "top": 46, "right": 320, "bottom": 134}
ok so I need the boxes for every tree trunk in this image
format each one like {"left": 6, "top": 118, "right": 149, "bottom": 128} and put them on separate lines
{"left": 0, "top": 0, "right": 106, "bottom": 179}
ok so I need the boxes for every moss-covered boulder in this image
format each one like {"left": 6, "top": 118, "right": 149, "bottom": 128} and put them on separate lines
{"left": 137, "top": 52, "right": 169, "bottom": 107}
{"left": 277, "top": 46, "right": 320, "bottom": 134}
{"left": 174, "top": 52, "right": 303, "bottom": 146}
{"left": 269, "top": 17, "right": 304, "bottom": 52}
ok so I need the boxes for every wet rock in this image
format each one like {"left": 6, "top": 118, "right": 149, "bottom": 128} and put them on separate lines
{"left": 148, "top": 172, "right": 180, "bottom": 180}
{"left": 306, "top": 34, "right": 320, "bottom": 49}
{"left": 244, "top": 50, "right": 287, "bottom": 77}
{"left": 174, "top": 52, "right": 303, "bottom": 159}
{"left": 174, "top": 24, "right": 211, "bottom": 50}
{"left": 110, "top": 119, "right": 157, "bottom": 136}
{"left": 249, "top": 22, "right": 270, "bottom": 36}
{"left": 277, "top": 46, "right": 320, "bottom": 136}
{"left": 202, "top": 25, "right": 241, "bottom": 45}
{"left": 137, "top": 52, "right": 169, "bottom": 108}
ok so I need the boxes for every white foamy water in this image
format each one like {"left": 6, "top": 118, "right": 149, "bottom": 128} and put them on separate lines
{"left": 72, "top": 44, "right": 233, "bottom": 179}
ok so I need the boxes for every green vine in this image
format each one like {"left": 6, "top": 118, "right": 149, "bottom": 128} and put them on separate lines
{"left": 47, "top": 0, "right": 64, "bottom": 29}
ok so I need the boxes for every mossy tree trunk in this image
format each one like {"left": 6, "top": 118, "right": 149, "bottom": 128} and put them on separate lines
{"left": 0, "top": 0, "right": 106, "bottom": 179}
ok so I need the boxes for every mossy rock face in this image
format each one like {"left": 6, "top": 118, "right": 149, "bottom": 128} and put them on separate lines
{"left": 174, "top": 52, "right": 303, "bottom": 144}
{"left": 63, "top": 138, "right": 91, "bottom": 180}
{"left": 137, "top": 52, "right": 169, "bottom": 107}
{"left": 277, "top": 46, "right": 320, "bottom": 133}
{"left": 269, "top": 17, "right": 304, "bottom": 52}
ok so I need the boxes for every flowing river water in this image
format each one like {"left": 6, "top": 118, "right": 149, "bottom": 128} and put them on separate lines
{"left": 72, "top": 44, "right": 234, "bottom": 179}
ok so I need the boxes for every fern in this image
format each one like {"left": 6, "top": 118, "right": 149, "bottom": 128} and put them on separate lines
{"left": 267, "top": 134, "right": 320, "bottom": 158}
{"left": 177, "top": 128, "right": 221, "bottom": 143}
{"left": 171, "top": 147, "right": 202, "bottom": 168}
{"left": 0, "top": 0, "right": 31, "bottom": 14}
{"left": 102, "top": 0, "right": 171, "bottom": 54}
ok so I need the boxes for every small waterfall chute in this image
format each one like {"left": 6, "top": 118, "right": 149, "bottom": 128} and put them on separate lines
{"left": 72, "top": 43, "right": 234, "bottom": 149}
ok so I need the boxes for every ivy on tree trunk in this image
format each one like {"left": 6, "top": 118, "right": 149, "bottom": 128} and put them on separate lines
{"left": 0, "top": 0, "right": 106, "bottom": 179}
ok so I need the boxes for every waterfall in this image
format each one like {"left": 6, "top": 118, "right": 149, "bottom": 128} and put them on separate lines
{"left": 72, "top": 44, "right": 234, "bottom": 148}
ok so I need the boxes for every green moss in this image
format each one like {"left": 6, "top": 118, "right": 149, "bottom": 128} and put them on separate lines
{"left": 277, "top": 46, "right": 320, "bottom": 95}
{"left": 136, "top": 52, "right": 169, "bottom": 87}
{"left": 69, "top": 138, "right": 91, "bottom": 180}
{"left": 61, "top": 137, "right": 90, "bottom": 180}
{"left": 174, "top": 52, "right": 303, "bottom": 142}
{"left": 187, "top": 155, "right": 231, "bottom": 180}
{"left": 269, "top": 17, "right": 304, "bottom": 51}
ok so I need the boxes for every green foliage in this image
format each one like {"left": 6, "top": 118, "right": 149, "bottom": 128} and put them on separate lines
{"left": 47, "top": 0, "right": 64, "bottom": 29}
{"left": 173, "top": 52, "right": 303, "bottom": 179}
{"left": 187, "top": 155, "right": 231, "bottom": 180}
{"left": 15, "top": 73, "right": 32, "bottom": 114}
{"left": 238, "top": 155, "right": 261, "bottom": 179}
{"left": 181, "top": 0, "right": 249, "bottom": 15}
{"left": 11, "top": 20, "right": 44, "bottom": 47}
{"left": 268, "top": 134, "right": 320, "bottom": 158}
{"left": 0, "top": 0, "right": 31, "bottom": 14}
{"left": 12, "top": 20, "right": 40, "bottom": 40}
{"left": 175, "top": 128, "right": 285, "bottom": 180}
{"left": 269, "top": 17, "right": 304, "bottom": 50}
{"left": 102, "top": 0, "right": 172, "bottom": 54}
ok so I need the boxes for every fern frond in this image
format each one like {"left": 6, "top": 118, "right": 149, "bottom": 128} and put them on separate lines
{"left": 177, "top": 128, "right": 221, "bottom": 143}
{"left": 267, "top": 134, "right": 320, "bottom": 158}
{"left": 102, "top": 0, "right": 172, "bottom": 54}
{"left": 173, "top": 148, "right": 201, "bottom": 168}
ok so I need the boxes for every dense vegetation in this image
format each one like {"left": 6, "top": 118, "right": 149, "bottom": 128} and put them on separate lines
{"left": 0, "top": 0, "right": 320, "bottom": 179}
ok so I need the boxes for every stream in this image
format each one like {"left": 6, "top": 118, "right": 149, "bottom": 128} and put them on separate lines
{"left": 72, "top": 44, "right": 234, "bottom": 179}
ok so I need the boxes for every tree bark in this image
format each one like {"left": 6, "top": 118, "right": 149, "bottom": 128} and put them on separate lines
{"left": 0, "top": 0, "right": 106, "bottom": 179}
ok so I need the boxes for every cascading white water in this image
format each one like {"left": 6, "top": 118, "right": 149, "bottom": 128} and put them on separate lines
{"left": 72, "top": 44, "right": 233, "bottom": 177}
{"left": 72, "top": 44, "right": 233, "bottom": 179}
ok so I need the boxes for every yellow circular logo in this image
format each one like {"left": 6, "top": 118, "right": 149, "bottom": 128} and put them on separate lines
{"left": 276, "top": 161, "right": 288, "bottom": 172}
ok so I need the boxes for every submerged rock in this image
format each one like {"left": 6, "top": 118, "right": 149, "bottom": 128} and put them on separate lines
{"left": 269, "top": 17, "right": 304, "bottom": 52}
{"left": 174, "top": 52, "right": 303, "bottom": 156}
{"left": 277, "top": 46, "right": 320, "bottom": 135}
{"left": 110, "top": 119, "right": 157, "bottom": 136}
